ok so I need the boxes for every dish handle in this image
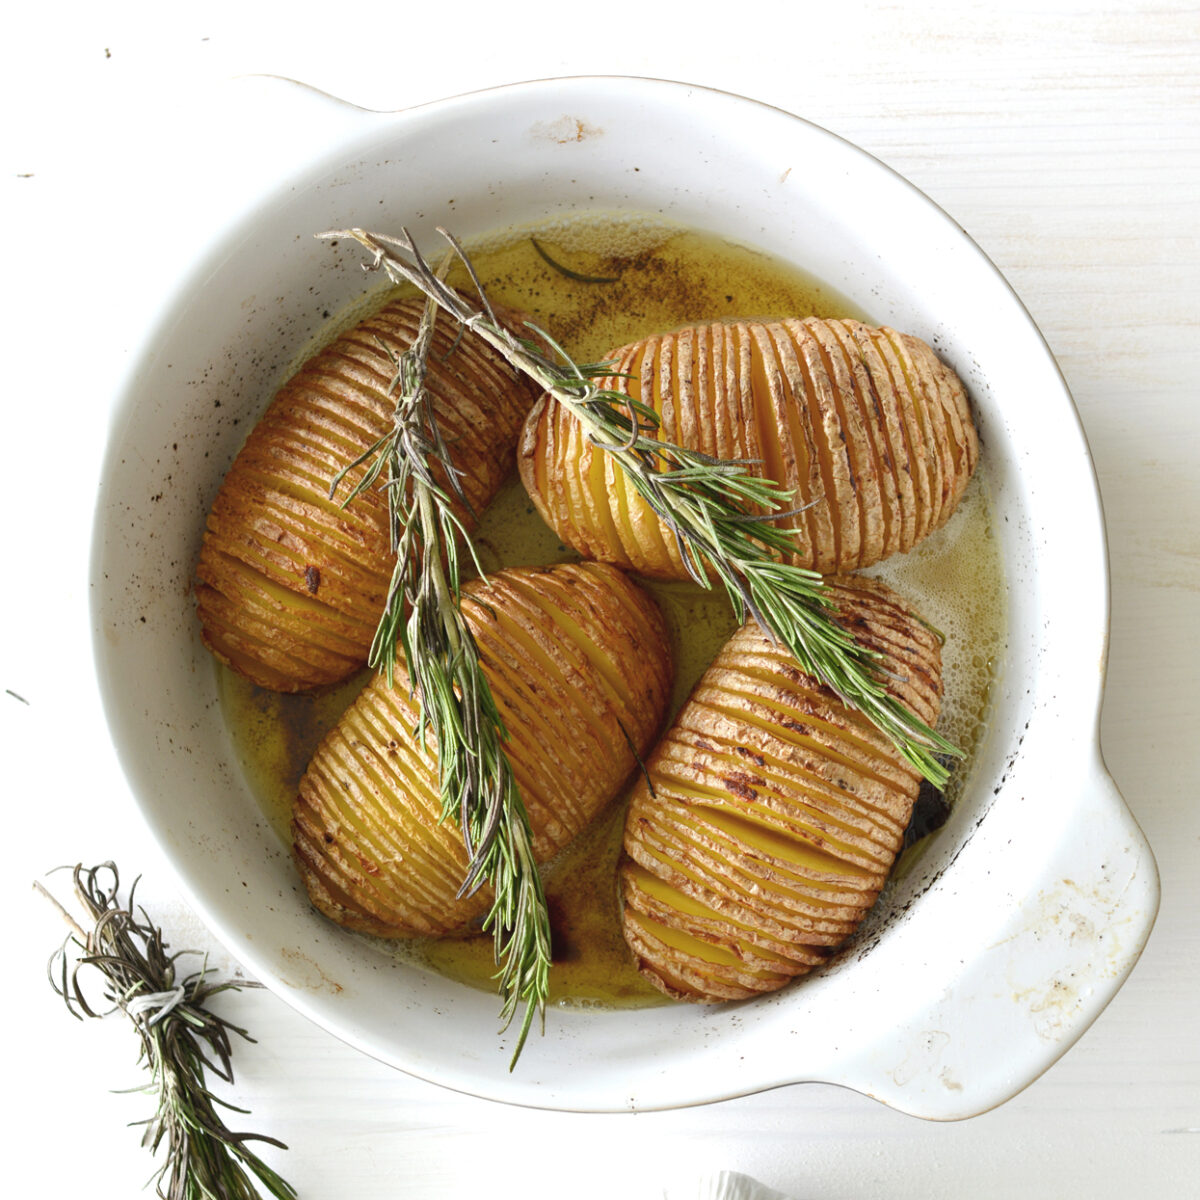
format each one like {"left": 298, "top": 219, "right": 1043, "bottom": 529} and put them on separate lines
{"left": 843, "top": 756, "right": 1159, "bottom": 1120}
{"left": 198, "top": 74, "right": 384, "bottom": 174}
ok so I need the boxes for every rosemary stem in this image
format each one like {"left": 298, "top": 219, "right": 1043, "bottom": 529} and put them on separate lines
{"left": 419, "top": 486, "right": 463, "bottom": 665}
{"left": 33, "top": 878, "right": 89, "bottom": 941}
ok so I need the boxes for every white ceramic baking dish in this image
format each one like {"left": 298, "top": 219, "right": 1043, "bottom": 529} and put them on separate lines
{"left": 90, "top": 75, "right": 1159, "bottom": 1119}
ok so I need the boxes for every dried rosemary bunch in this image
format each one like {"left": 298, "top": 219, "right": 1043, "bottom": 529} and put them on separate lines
{"left": 38, "top": 863, "right": 296, "bottom": 1200}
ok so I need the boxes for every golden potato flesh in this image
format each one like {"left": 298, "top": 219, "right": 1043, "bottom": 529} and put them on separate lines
{"left": 620, "top": 574, "right": 942, "bottom": 1002}
{"left": 293, "top": 562, "right": 673, "bottom": 938}
{"left": 195, "top": 296, "right": 538, "bottom": 691}
{"left": 518, "top": 317, "right": 978, "bottom": 578}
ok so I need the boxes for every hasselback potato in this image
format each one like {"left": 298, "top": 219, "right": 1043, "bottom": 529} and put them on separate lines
{"left": 519, "top": 317, "right": 977, "bottom": 578}
{"left": 620, "top": 574, "right": 942, "bottom": 1002}
{"left": 196, "top": 296, "right": 538, "bottom": 691}
{"left": 293, "top": 562, "right": 673, "bottom": 938}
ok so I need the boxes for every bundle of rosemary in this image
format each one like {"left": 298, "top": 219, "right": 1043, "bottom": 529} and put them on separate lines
{"left": 321, "top": 226, "right": 961, "bottom": 1062}
{"left": 39, "top": 863, "right": 295, "bottom": 1200}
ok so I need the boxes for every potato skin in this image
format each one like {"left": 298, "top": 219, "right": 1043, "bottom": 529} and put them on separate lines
{"left": 195, "top": 296, "right": 538, "bottom": 691}
{"left": 293, "top": 562, "right": 673, "bottom": 938}
{"left": 620, "top": 574, "right": 943, "bottom": 1003}
{"left": 519, "top": 317, "right": 978, "bottom": 578}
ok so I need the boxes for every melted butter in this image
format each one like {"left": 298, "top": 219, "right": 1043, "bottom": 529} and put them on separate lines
{"left": 215, "top": 213, "right": 1004, "bottom": 1006}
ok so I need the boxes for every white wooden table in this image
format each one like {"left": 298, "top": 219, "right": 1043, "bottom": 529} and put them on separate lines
{"left": 5, "top": 3, "right": 1197, "bottom": 1196}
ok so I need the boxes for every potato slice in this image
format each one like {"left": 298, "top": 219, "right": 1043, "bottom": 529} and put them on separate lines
{"left": 620, "top": 574, "right": 942, "bottom": 1003}
{"left": 196, "top": 296, "right": 539, "bottom": 691}
{"left": 518, "top": 317, "right": 977, "bottom": 579}
{"left": 293, "top": 562, "right": 673, "bottom": 938}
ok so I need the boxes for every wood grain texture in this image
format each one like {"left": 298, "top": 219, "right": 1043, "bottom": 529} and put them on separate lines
{"left": 7, "top": 3, "right": 1198, "bottom": 1199}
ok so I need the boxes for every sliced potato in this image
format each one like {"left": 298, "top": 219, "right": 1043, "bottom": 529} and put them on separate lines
{"left": 620, "top": 574, "right": 942, "bottom": 1003}
{"left": 196, "top": 296, "right": 539, "bottom": 691}
{"left": 519, "top": 317, "right": 977, "bottom": 578}
{"left": 293, "top": 562, "right": 673, "bottom": 938}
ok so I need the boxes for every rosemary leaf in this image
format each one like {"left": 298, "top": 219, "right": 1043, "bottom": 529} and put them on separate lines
{"left": 38, "top": 863, "right": 296, "bottom": 1200}
{"left": 530, "top": 236, "right": 620, "bottom": 283}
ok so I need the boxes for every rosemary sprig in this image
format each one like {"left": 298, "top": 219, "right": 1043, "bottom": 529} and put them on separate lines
{"left": 329, "top": 293, "right": 549, "bottom": 1064}
{"left": 321, "top": 226, "right": 961, "bottom": 788}
{"left": 37, "top": 863, "right": 296, "bottom": 1200}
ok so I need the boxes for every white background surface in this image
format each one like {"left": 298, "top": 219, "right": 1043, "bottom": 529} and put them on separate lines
{"left": 4, "top": 2, "right": 1197, "bottom": 1197}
